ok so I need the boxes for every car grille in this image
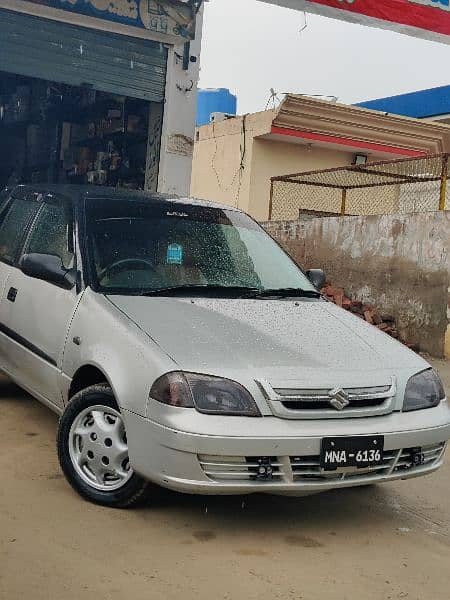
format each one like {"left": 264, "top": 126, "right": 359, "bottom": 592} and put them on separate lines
{"left": 257, "top": 379, "right": 397, "bottom": 419}
{"left": 198, "top": 443, "right": 446, "bottom": 484}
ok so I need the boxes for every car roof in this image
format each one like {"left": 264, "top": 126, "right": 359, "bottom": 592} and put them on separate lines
{"left": 9, "top": 184, "right": 241, "bottom": 213}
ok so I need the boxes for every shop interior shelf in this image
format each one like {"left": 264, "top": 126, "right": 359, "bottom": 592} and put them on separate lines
{"left": 73, "top": 130, "right": 148, "bottom": 148}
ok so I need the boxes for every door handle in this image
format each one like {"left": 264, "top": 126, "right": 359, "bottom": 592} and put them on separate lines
{"left": 7, "top": 287, "right": 17, "bottom": 302}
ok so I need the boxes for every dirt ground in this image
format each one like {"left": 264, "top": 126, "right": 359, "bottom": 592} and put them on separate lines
{"left": 0, "top": 358, "right": 449, "bottom": 600}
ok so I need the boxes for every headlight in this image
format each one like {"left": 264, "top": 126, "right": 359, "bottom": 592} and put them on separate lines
{"left": 403, "top": 369, "right": 446, "bottom": 412}
{"left": 150, "top": 372, "right": 261, "bottom": 416}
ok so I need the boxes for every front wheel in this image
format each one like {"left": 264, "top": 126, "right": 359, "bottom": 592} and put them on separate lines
{"left": 57, "top": 384, "right": 149, "bottom": 508}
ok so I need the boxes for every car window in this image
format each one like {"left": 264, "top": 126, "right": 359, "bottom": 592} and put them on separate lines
{"left": 24, "top": 202, "right": 74, "bottom": 269}
{"left": 0, "top": 198, "right": 39, "bottom": 265}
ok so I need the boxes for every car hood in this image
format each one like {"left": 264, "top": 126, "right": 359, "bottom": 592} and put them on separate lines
{"left": 107, "top": 296, "right": 428, "bottom": 387}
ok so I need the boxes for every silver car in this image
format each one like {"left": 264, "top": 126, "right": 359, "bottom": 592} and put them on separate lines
{"left": 0, "top": 184, "right": 449, "bottom": 508}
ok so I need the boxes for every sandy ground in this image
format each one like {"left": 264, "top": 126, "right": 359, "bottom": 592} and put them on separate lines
{"left": 0, "top": 358, "right": 449, "bottom": 600}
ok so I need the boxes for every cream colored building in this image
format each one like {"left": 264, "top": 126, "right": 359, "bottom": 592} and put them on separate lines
{"left": 190, "top": 95, "right": 450, "bottom": 220}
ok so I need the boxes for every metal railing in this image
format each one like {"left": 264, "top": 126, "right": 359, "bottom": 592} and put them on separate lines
{"left": 269, "top": 154, "right": 450, "bottom": 220}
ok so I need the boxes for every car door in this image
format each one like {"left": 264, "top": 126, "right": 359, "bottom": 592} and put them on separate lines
{"left": 4, "top": 194, "right": 81, "bottom": 409}
{"left": 0, "top": 192, "right": 41, "bottom": 374}
{"left": 0, "top": 189, "right": 15, "bottom": 307}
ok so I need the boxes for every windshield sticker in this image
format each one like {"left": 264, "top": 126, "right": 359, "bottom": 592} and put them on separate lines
{"left": 167, "top": 211, "right": 188, "bottom": 218}
{"left": 166, "top": 243, "right": 183, "bottom": 265}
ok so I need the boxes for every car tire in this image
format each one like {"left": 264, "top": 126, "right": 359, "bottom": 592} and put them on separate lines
{"left": 57, "top": 383, "right": 149, "bottom": 508}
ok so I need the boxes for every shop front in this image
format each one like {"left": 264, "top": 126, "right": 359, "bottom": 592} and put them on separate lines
{"left": 0, "top": 1, "right": 202, "bottom": 193}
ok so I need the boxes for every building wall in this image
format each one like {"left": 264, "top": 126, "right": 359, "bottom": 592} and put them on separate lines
{"left": 191, "top": 95, "right": 450, "bottom": 218}
{"left": 263, "top": 212, "right": 450, "bottom": 358}
{"left": 249, "top": 139, "right": 354, "bottom": 220}
{"left": 158, "top": 8, "right": 204, "bottom": 196}
{"left": 190, "top": 111, "right": 275, "bottom": 212}
{"left": 191, "top": 113, "right": 358, "bottom": 218}
{"left": 191, "top": 117, "right": 406, "bottom": 220}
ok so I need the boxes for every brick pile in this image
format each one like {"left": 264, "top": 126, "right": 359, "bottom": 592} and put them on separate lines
{"left": 321, "top": 284, "right": 417, "bottom": 350}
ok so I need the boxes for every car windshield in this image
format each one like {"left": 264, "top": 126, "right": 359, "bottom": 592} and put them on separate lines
{"left": 86, "top": 199, "right": 317, "bottom": 296}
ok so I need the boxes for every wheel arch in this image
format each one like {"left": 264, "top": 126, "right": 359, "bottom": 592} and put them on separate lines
{"left": 68, "top": 364, "right": 114, "bottom": 401}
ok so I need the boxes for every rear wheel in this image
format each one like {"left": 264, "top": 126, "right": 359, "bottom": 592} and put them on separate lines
{"left": 57, "top": 384, "right": 149, "bottom": 508}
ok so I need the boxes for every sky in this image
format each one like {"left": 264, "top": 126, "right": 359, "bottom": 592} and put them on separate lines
{"left": 198, "top": 0, "right": 450, "bottom": 115}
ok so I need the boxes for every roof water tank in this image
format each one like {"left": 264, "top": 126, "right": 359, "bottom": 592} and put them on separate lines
{"left": 196, "top": 88, "right": 237, "bottom": 127}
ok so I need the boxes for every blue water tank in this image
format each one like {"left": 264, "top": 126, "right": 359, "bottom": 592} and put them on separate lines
{"left": 196, "top": 88, "right": 237, "bottom": 127}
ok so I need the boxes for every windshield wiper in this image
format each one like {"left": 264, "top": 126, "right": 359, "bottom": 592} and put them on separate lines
{"left": 139, "top": 284, "right": 261, "bottom": 297}
{"left": 138, "top": 285, "right": 321, "bottom": 299}
{"left": 242, "top": 287, "right": 322, "bottom": 299}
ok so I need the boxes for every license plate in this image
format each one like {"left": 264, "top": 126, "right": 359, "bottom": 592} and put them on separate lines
{"left": 320, "top": 436, "right": 384, "bottom": 471}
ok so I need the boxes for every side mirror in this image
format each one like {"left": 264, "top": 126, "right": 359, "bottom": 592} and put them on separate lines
{"left": 20, "top": 253, "right": 76, "bottom": 290}
{"left": 306, "top": 269, "right": 326, "bottom": 291}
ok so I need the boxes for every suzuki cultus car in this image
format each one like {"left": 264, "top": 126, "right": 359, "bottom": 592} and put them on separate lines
{"left": 0, "top": 185, "right": 448, "bottom": 507}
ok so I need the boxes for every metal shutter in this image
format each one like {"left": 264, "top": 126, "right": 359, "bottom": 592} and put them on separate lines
{"left": 0, "top": 9, "right": 168, "bottom": 102}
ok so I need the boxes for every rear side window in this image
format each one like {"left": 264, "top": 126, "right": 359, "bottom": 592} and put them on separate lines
{"left": 24, "top": 202, "right": 74, "bottom": 269}
{"left": 0, "top": 199, "right": 38, "bottom": 265}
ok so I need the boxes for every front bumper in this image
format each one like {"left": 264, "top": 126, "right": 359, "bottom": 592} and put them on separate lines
{"left": 123, "top": 402, "right": 450, "bottom": 496}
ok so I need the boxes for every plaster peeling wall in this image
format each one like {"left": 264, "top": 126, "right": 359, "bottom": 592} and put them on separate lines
{"left": 190, "top": 111, "right": 276, "bottom": 213}
{"left": 157, "top": 6, "right": 204, "bottom": 196}
{"left": 263, "top": 211, "right": 450, "bottom": 358}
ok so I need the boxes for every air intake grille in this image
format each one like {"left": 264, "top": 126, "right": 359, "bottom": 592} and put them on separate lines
{"left": 258, "top": 379, "right": 397, "bottom": 419}
{"left": 291, "top": 442, "right": 446, "bottom": 481}
{"left": 198, "top": 443, "right": 446, "bottom": 484}
{"left": 198, "top": 456, "right": 282, "bottom": 482}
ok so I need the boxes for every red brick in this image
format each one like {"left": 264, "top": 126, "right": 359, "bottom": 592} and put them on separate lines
{"left": 342, "top": 297, "right": 352, "bottom": 310}
{"left": 372, "top": 312, "right": 383, "bottom": 325}
{"left": 364, "top": 310, "right": 374, "bottom": 324}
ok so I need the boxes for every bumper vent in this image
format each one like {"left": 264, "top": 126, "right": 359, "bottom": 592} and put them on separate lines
{"left": 198, "top": 443, "right": 446, "bottom": 485}
{"left": 289, "top": 442, "right": 446, "bottom": 481}
{"left": 198, "top": 455, "right": 282, "bottom": 482}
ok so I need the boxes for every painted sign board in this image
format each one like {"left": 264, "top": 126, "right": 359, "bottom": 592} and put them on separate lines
{"left": 4, "top": 0, "right": 194, "bottom": 41}
{"left": 259, "top": 0, "right": 450, "bottom": 44}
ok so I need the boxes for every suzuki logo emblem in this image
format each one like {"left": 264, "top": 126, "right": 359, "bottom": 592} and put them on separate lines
{"left": 328, "top": 387, "right": 350, "bottom": 411}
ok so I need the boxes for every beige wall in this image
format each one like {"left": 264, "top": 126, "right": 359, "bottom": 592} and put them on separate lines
{"left": 248, "top": 139, "right": 354, "bottom": 220}
{"left": 190, "top": 111, "right": 274, "bottom": 214}
{"left": 191, "top": 124, "right": 358, "bottom": 220}
{"left": 190, "top": 100, "right": 450, "bottom": 220}
{"left": 191, "top": 117, "right": 389, "bottom": 220}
